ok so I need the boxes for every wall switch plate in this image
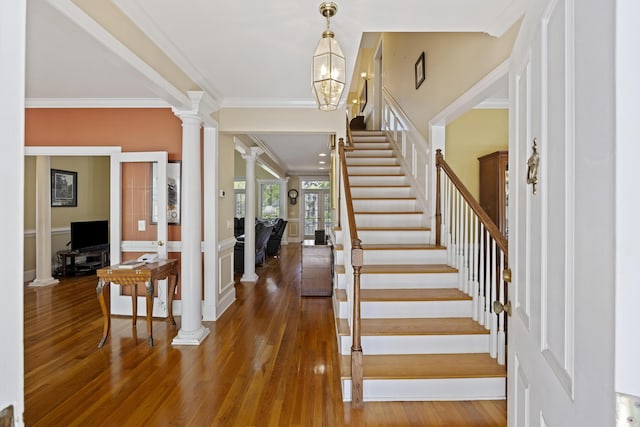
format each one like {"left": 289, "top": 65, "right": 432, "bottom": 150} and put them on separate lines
{"left": 138, "top": 220, "right": 146, "bottom": 231}
{"left": 219, "top": 189, "right": 226, "bottom": 198}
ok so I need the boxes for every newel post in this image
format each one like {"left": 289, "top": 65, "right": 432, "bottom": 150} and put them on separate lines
{"left": 435, "top": 149, "right": 443, "bottom": 247}
{"left": 351, "top": 238, "right": 364, "bottom": 408}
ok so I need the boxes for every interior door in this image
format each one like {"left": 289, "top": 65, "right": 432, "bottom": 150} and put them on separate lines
{"left": 508, "top": 0, "right": 579, "bottom": 424}
{"left": 110, "top": 152, "right": 169, "bottom": 317}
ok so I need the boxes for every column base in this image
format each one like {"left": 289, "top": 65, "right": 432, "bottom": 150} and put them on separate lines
{"left": 28, "top": 277, "right": 60, "bottom": 287}
{"left": 171, "top": 326, "right": 210, "bottom": 346}
{"left": 240, "top": 272, "right": 259, "bottom": 283}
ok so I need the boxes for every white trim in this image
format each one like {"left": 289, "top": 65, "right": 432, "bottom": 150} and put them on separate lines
{"left": 24, "top": 146, "right": 121, "bottom": 156}
{"left": 120, "top": 240, "right": 182, "bottom": 253}
{"left": 222, "top": 97, "right": 319, "bottom": 109}
{"left": 483, "top": 0, "right": 527, "bottom": 37}
{"left": 218, "top": 237, "right": 237, "bottom": 252}
{"left": 24, "top": 226, "right": 69, "bottom": 238}
{"left": 473, "top": 98, "right": 509, "bottom": 109}
{"left": 23, "top": 269, "right": 36, "bottom": 284}
{"left": 25, "top": 98, "right": 170, "bottom": 108}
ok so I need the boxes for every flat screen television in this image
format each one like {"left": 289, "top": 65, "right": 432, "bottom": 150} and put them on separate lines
{"left": 70, "top": 220, "right": 109, "bottom": 252}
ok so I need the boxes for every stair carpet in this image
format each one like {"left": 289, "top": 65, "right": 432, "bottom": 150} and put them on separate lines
{"left": 334, "top": 130, "right": 505, "bottom": 402}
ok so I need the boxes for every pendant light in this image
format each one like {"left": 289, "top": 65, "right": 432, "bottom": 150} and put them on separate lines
{"left": 312, "top": 2, "right": 345, "bottom": 111}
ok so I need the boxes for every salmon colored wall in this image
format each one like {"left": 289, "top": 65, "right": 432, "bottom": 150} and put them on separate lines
{"left": 25, "top": 108, "right": 182, "bottom": 160}
{"left": 26, "top": 108, "right": 184, "bottom": 292}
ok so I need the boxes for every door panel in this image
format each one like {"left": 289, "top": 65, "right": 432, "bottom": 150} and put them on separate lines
{"left": 110, "top": 152, "right": 168, "bottom": 317}
{"left": 509, "top": 0, "right": 577, "bottom": 424}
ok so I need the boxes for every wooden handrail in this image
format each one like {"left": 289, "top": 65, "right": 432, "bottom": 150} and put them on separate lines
{"left": 338, "top": 138, "right": 359, "bottom": 242}
{"left": 346, "top": 116, "right": 355, "bottom": 149}
{"left": 436, "top": 149, "right": 508, "bottom": 256}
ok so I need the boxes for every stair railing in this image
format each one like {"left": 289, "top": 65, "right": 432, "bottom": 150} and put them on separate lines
{"left": 381, "top": 88, "right": 431, "bottom": 220}
{"left": 338, "top": 137, "right": 364, "bottom": 408}
{"left": 435, "top": 149, "right": 509, "bottom": 365}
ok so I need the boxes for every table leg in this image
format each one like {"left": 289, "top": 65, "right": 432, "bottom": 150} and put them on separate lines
{"left": 145, "top": 279, "right": 154, "bottom": 347}
{"left": 96, "top": 279, "right": 110, "bottom": 348}
{"left": 168, "top": 268, "right": 178, "bottom": 326}
{"left": 131, "top": 284, "right": 137, "bottom": 327}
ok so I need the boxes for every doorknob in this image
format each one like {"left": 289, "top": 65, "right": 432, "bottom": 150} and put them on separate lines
{"left": 157, "top": 240, "right": 164, "bottom": 246}
{"left": 503, "top": 268, "right": 512, "bottom": 283}
{"left": 493, "top": 300, "right": 512, "bottom": 317}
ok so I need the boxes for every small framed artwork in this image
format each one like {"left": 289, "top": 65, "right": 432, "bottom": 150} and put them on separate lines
{"left": 415, "top": 51, "right": 426, "bottom": 89}
{"left": 359, "top": 79, "right": 368, "bottom": 113}
{"left": 151, "top": 161, "right": 181, "bottom": 224}
{"left": 50, "top": 169, "right": 77, "bottom": 207}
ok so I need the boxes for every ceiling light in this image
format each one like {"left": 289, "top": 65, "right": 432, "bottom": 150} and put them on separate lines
{"left": 360, "top": 72, "right": 368, "bottom": 79}
{"left": 312, "top": 2, "right": 345, "bottom": 111}
{"left": 319, "top": 160, "right": 326, "bottom": 164}
{"left": 319, "top": 153, "right": 327, "bottom": 157}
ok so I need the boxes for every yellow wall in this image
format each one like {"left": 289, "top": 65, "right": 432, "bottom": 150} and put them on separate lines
{"left": 24, "top": 156, "right": 111, "bottom": 271}
{"left": 445, "top": 109, "right": 509, "bottom": 199}
{"left": 218, "top": 133, "right": 236, "bottom": 241}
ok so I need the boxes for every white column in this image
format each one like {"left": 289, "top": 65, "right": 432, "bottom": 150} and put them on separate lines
{"left": 241, "top": 147, "right": 263, "bottom": 283}
{"left": 172, "top": 91, "right": 210, "bottom": 345}
{"left": 202, "top": 123, "right": 220, "bottom": 321}
{"left": 30, "top": 156, "right": 59, "bottom": 287}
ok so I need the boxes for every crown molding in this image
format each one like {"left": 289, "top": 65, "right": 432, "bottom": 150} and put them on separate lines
{"left": 25, "top": 97, "right": 171, "bottom": 108}
{"left": 221, "top": 97, "right": 324, "bottom": 109}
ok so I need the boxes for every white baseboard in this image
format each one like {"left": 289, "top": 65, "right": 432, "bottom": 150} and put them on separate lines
{"left": 23, "top": 269, "right": 36, "bottom": 284}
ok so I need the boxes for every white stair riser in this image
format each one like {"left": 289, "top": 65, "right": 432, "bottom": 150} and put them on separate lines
{"left": 348, "top": 165, "right": 402, "bottom": 175}
{"left": 333, "top": 295, "right": 349, "bottom": 319}
{"left": 341, "top": 378, "right": 506, "bottom": 402}
{"left": 356, "top": 229, "right": 430, "bottom": 244}
{"left": 346, "top": 157, "right": 398, "bottom": 166}
{"left": 352, "top": 143, "right": 391, "bottom": 150}
{"left": 361, "top": 300, "right": 472, "bottom": 318}
{"left": 349, "top": 176, "right": 407, "bottom": 186}
{"left": 347, "top": 149, "right": 393, "bottom": 157}
{"left": 351, "top": 187, "right": 414, "bottom": 198}
{"left": 362, "top": 249, "right": 447, "bottom": 264}
{"left": 355, "top": 213, "right": 423, "bottom": 228}
{"left": 338, "top": 334, "right": 490, "bottom": 355}
{"left": 334, "top": 248, "right": 448, "bottom": 265}
{"left": 353, "top": 199, "right": 417, "bottom": 212}
{"left": 335, "top": 272, "right": 459, "bottom": 289}
{"left": 334, "top": 299, "right": 471, "bottom": 319}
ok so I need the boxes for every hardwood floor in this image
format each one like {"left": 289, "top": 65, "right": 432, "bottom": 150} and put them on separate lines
{"left": 24, "top": 244, "right": 506, "bottom": 426}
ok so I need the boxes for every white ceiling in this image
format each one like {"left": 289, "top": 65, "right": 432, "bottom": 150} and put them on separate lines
{"left": 25, "top": 0, "right": 521, "bottom": 173}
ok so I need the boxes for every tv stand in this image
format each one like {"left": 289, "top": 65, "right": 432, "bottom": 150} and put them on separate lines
{"left": 57, "top": 248, "right": 110, "bottom": 277}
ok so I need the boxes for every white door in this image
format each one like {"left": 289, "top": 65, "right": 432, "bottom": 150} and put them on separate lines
{"left": 110, "top": 152, "right": 169, "bottom": 317}
{"left": 508, "top": 0, "right": 613, "bottom": 425}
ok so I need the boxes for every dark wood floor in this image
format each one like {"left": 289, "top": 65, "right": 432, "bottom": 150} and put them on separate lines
{"left": 24, "top": 244, "right": 506, "bottom": 426}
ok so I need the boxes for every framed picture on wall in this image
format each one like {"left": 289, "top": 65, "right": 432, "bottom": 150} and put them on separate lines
{"left": 151, "top": 161, "right": 181, "bottom": 224}
{"left": 50, "top": 169, "right": 77, "bottom": 207}
{"left": 415, "top": 51, "right": 426, "bottom": 89}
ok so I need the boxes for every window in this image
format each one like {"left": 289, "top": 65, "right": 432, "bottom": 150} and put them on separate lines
{"left": 301, "top": 179, "right": 331, "bottom": 238}
{"left": 234, "top": 180, "right": 246, "bottom": 218}
{"left": 259, "top": 181, "right": 281, "bottom": 221}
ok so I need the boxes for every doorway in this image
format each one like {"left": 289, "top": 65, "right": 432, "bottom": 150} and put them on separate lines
{"left": 301, "top": 178, "right": 330, "bottom": 240}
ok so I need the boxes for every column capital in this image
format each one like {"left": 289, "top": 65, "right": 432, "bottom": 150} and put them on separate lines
{"left": 172, "top": 91, "right": 204, "bottom": 124}
{"left": 241, "top": 147, "right": 263, "bottom": 161}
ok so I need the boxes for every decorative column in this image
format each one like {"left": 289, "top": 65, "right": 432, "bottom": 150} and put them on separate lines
{"left": 241, "top": 147, "right": 263, "bottom": 283}
{"left": 29, "top": 156, "right": 59, "bottom": 287}
{"left": 172, "top": 91, "right": 210, "bottom": 345}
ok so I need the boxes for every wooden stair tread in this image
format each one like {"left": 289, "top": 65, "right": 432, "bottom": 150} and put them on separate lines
{"left": 352, "top": 197, "right": 416, "bottom": 200}
{"left": 335, "top": 317, "right": 486, "bottom": 336}
{"left": 340, "top": 353, "right": 506, "bottom": 379}
{"left": 335, "top": 289, "right": 347, "bottom": 301}
{"left": 361, "top": 288, "right": 471, "bottom": 301}
{"left": 361, "top": 264, "right": 458, "bottom": 274}
{"left": 351, "top": 185, "right": 411, "bottom": 188}
{"left": 347, "top": 174, "right": 405, "bottom": 177}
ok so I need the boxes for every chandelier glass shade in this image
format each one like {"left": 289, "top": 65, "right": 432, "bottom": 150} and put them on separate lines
{"left": 312, "top": 3, "right": 345, "bottom": 111}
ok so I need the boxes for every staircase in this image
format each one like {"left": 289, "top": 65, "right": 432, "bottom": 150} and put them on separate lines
{"left": 333, "top": 130, "right": 506, "bottom": 402}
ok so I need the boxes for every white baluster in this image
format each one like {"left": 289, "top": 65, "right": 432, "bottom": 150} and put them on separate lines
{"left": 484, "top": 228, "right": 492, "bottom": 328}
{"left": 471, "top": 214, "right": 479, "bottom": 321}
{"left": 497, "top": 251, "right": 506, "bottom": 365}
{"left": 478, "top": 222, "right": 486, "bottom": 326}
{"left": 490, "top": 239, "right": 498, "bottom": 359}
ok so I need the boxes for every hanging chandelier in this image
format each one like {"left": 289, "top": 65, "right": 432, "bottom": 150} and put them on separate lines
{"left": 312, "top": 2, "right": 345, "bottom": 111}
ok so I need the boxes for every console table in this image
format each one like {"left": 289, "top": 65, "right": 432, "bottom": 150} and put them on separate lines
{"left": 96, "top": 259, "right": 178, "bottom": 348}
